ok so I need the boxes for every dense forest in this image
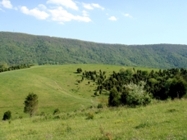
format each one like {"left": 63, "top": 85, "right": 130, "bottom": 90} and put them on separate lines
{"left": 1, "top": 32, "right": 187, "bottom": 68}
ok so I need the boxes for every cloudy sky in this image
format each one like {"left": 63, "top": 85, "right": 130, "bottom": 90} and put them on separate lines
{"left": 0, "top": 0, "right": 187, "bottom": 44}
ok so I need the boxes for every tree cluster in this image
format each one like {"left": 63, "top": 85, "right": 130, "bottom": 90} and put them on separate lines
{"left": 77, "top": 68, "right": 187, "bottom": 107}
{"left": 0, "top": 63, "right": 31, "bottom": 73}
{"left": 78, "top": 70, "right": 106, "bottom": 91}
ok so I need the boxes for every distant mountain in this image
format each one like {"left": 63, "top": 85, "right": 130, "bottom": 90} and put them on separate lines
{"left": 0, "top": 32, "right": 187, "bottom": 68}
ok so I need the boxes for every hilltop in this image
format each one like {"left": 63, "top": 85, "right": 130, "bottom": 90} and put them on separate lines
{"left": 0, "top": 32, "right": 187, "bottom": 68}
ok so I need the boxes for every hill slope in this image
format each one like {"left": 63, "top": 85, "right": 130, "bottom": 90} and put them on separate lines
{"left": 0, "top": 65, "right": 187, "bottom": 139}
{"left": 1, "top": 32, "right": 187, "bottom": 68}
{"left": 1, "top": 99, "right": 187, "bottom": 139}
{"left": 0, "top": 64, "right": 124, "bottom": 117}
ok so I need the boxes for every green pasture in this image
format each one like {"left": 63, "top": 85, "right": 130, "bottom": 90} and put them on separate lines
{"left": 0, "top": 99, "right": 187, "bottom": 139}
{"left": 1, "top": 64, "right": 186, "bottom": 139}
{"left": 0, "top": 64, "right": 139, "bottom": 117}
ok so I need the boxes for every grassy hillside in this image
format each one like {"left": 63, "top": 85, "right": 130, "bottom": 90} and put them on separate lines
{"left": 1, "top": 65, "right": 187, "bottom": 139}
{"left": 0, "top": 64, "right": 127, "bottom": 117}
{"left": 1, "top": 32, "right": 187, "bottom": 68}
{"left": 1, "top": 99, "right": 187, "bottom": 139}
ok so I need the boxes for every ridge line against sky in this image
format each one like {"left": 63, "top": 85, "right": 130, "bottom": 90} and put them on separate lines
{"left": 0, "top": 0, "right": 187, "bottom": 45}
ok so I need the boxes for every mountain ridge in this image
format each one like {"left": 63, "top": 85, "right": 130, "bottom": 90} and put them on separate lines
{"left": 0, "top": 31, "right": 187, "bottom": 68}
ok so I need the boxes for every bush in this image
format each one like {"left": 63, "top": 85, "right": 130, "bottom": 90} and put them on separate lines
{"left": 86, "top": 112, "right": 94, "bottom": 120}
{"left": 108, "top": 88, "right": 121, "bottom": 106}
{"left": 94, "top": 92, "right": 99, "bottom": 96}
{"left": 53, "top": 108, "right": 60, "bottom": 115}
{"left": 108, "top": 82, "right": 152, "bottom": 107}
{"left": 97, "top": 103, "right": 103, "bottom": 109}
{"left": 2, "top": 110, "right": 11, "bottom": 121}
{"left": 76, "top": 68, "right": 82, "bottom": 73}
{"left": 168, "top": 79, "right": 186, "bottom": 99}
{"left": 122, "top": 81, "right": 152, "bottom": 107}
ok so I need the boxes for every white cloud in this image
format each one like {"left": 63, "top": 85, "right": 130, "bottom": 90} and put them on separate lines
{"left": 38, "top": 4, "right": 47, "bottom": 10}
{"left": 109, "top": 16, "right": 117, "bottom": 21}
{"left": 20, "top": 6, "right": 49, "bottom": 20}
{"left": 47, "top": 0, "right": 78, "bottom": 10}
{"left": 0, "top": 0, "right": 13, "bottom": 9}
{"left": 123, "top": 13, "right": 133, "bottom": 18}
{"left": 82, "top": 10, "right": 88, "bottom": 17}
{"left": 91, "top": 3, "right": 104, "bottom": 10}
{"left": 18, "top": 1, "right": 105, "bottom": 24}
{"left": 83, "top": 3, "right": 93, "bottom": 10}
{"left": 49, "top": 6, "right": 91, "bottom": 24}
{"left": 83, "top": 3, "right": 104, "bottom": 10}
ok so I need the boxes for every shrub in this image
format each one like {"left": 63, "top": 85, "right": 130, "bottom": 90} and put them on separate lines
{"left": 97, "top": 103, "right": 104, "bottom": 109}
{"left": 76, "top": 68, "right": 82, "bottom": 73}
{"left": 53, "top": 108, "right": 60, "bottom": 115}
{"left": 86, "top": 112, "right": 94, "bottom": 120}
{"left": 2, "top": 110, "right": 11, "bottom": 121}
{"left": 108, "top": 88, "right": 121, "bottom": 107}
{"left": 94, "top": 92, "right": 99, "bottom": 96}
{"left": 168, "top": 79, "right": 186, "bottom": 99}
{"left": 123, "top": 81, "right": 152, "bottom": 106}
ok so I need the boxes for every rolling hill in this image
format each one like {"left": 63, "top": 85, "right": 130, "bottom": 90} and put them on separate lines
{"left": 0, "top": 64, "right": 187, "bottom": 139}
{"left": 0, "top": 64, "right": 124, "bottom": 117}
{"left": 0, "top": 32, "right": 187, "bottom": 68}
{"left": 1, "top": 32, "right": 187, "bottom": 139}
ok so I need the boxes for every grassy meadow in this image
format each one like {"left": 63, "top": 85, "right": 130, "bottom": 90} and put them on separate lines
{"left": 0, "top": 64, "right": 187, "bottom": 139}
{"left": 1, "top": 99, "right": 187, "bottom": 139}
{"left": 0, "top": 64, "right": 129, "bottom": 117}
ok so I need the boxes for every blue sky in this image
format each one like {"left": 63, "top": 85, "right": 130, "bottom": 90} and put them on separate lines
{"left": 0, "top": 0, "right": 187, "bottom": 45}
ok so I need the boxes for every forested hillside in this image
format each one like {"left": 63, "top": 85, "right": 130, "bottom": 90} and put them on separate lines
{"left": 0, "top": 32, "right": 187, "bottom": 68}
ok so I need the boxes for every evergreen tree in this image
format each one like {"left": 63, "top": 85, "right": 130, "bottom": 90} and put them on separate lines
{"left": 24, "top": 93, "right": 38, "bottom": 117}
{"left": 108, "top": 88, "right": 121, "bottom": 106}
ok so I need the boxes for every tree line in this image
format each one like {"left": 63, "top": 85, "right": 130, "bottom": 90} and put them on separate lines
{"left": 77, "top": 68, "right": 187, "bottom": 107}
{"left": 0, "top": 63, "right": 32, "bottom": 73}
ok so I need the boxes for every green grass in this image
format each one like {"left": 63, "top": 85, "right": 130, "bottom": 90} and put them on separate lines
{"left": 0, "top": 64, "right": 132, "bottom": 117}
{"left": 1, "top": 64, "right": 186, "bottom": 139}
{"left": 1, "top": 99, "right": 187, "bottom": 139}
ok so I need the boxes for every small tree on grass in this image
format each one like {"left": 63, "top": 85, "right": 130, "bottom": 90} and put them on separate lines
{"left": 2, "top": 110, "right": 11, "bottom": 121}
{"left": 24, "top": 93, "right": 38, "bottom": 117}
{"left": 76, "top": 68, "right": 82, "bottom": 73}
{"left": 108, "top": 88, "right": 121, "bottom": 107}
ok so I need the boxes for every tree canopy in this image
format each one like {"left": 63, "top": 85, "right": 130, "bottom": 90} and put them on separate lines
{"left": 1, "top": 32, "right": 187, "bottom": 68}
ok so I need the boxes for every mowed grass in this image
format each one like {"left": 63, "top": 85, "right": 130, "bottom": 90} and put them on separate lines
{"left": 0, "top": 99, "right": 187, "bottom": 139}
{"left": 0, "top": 64, "right": 135, "bottom": 118}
